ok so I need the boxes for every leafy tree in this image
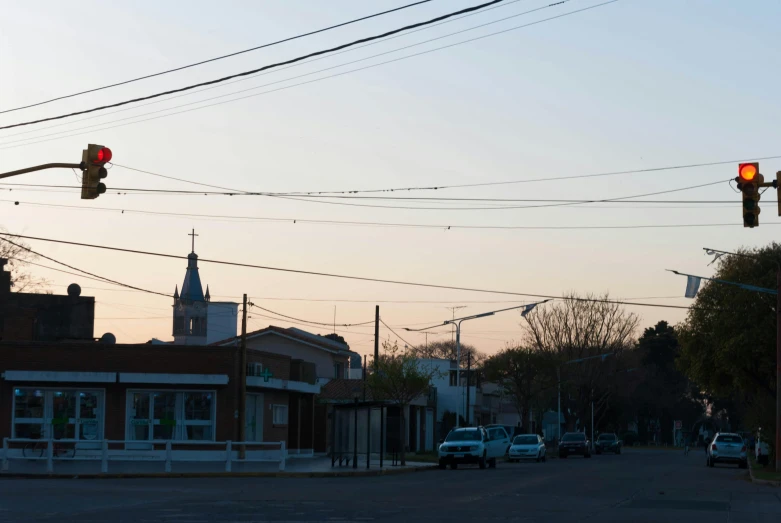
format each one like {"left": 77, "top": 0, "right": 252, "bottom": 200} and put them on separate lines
{"left": 410, "top": 339, "right": 486, "bottom": 367}
{"left": 522, "top": 292, "right": 640, "bottom": 433}
{"left": 483, "top": 347, "right": 557, "bottom": 433}
{"left": 0, "top": 230, "right": 49, "bottom": 292}
{"left": 677, "top": 243, "right": 778, "bottom": 454}
{"left": 367, "top": 340, "right": 439, "bottom": 465}
{"left": 631, "top": 321, "right": 705, "bottom": 444}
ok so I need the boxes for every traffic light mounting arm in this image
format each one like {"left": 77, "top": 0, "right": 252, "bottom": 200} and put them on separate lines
{"left": 0, "top": 162, "right": 82, "bottom": 180}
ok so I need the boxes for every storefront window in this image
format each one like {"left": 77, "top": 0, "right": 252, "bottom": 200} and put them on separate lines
{"left": 79, "top": 392, "right": 100, "bottom": 441}
{"left": 152, "top": 392, "right": 177, "bottom": 440}
{"left": 183, "top": 392, "right": 213, "bottom": 441}
{"left": 12, "top": 388, "right": 103, "bottom": 441}
{"left": 129, "top": 392, "right": 150, "bottom": 441}
{"left": 127, "top": 390, "right": 215, "bottom": 441}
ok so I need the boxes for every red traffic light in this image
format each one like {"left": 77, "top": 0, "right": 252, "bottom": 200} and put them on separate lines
{"left": 739, "top": 163, "right": 758, "bottom": 182}
{"left": 95, "top": 147, "right": 112, "bottom": 164}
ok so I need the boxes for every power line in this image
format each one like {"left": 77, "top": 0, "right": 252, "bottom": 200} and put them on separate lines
{"left": 0, "top": 180, "right": 732, "bottom": 210}
{"left": 251, "top": 304, "right": 374, "bottom": 328}
{"left": 88, "top": 154, "right": 781, "bottom": 198}
{"left": 0, "top": 236, "right": 168, "bottom": 297}
{"left": 0, "top": 1, "right": 435, "bottom": 114}
{"left": 5, "top": 197, "right": 779, "bottom": 230}
{"left": 0, "top": 0, "right": 527, "bottom": 141}
{"left": 380, "top": 318, "right": 419, "bottom": 349}
{"left": 0, "top": 0, "right": 508, "bottom": 130}
{"left": 0, "top": 0, "right": 618, "bottom": 138}
{"left": 0, "top": 231, "right": 718, "bottom": 312}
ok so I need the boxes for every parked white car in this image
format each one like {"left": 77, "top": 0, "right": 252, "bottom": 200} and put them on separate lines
{"left": 438, "top": 426, "right": 510, "bottom": 469}
{"left": 508, "top": 434, "right": 546, "bottom": 462}
{"left": 707, "top": 432, "right": 747, "bottom": 469}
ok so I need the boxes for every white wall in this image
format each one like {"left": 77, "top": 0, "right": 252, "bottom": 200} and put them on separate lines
{"left": 206, "top": 302, "right": 238, "bottom": 344}
{"left": 417, "top": 358, "right": 480, "bottom": 423}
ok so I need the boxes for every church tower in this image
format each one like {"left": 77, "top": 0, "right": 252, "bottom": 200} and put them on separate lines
{"left": 172, "top": 230, "right": 209, "bottom": 344}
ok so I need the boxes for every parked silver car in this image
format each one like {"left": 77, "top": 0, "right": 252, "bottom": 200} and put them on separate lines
{"left": 706, "top": 432, "right": 747, "bottom": 469}
{"left": 508, "top": 434, "right": 546, "bottom": 462}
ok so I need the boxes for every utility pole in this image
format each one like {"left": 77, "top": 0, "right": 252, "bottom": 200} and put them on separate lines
{"left": 465, "top": 351, "right": 471, "bottom": 426}
{"left": 374, "top": 305, "right": 380, "bottom": 371}
{"left": 776, "top": 267, "right": 780, "bottom": 472}
{"left": 238, "top": 294, "right": 248, "bottom": 459}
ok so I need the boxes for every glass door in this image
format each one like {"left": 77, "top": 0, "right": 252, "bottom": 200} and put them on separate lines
{"left": 246, "top": 393, "right": 264, "bottom": 442}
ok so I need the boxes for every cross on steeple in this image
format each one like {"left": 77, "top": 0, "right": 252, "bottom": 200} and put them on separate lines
{"left": 189, "top": 229, "right": 198, "bottom": 253}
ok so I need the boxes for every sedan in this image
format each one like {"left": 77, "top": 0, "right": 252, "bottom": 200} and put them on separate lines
{"left": 559, "top": 432, "right": 591, "bottom": 458}
{"left": 508, "top": 434, "right": 546, "bottom": 462}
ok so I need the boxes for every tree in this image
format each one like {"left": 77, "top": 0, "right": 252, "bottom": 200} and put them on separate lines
{"left": 409, "top": 339, "right": 486, "bottom": 367}
{"left": 631, "top": 321, "right": 705, "bottom": 444}
{"left": 522, "top": 292, "right": 640, "bottom": 433}
{"left": 0, "top": 230, "right": 49, "bottom": 293}
{"left": 677, "top": 243, "right": 778, "bottom": 452}
{"left": 483, "top": 347, "right": 556, "bottom": 434}
{"left": 367, "top": 340, "right": 439, "bottom": 465}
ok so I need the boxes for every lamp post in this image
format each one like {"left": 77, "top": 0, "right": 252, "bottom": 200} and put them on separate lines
{"left": 447, "top": 312, "right": 495, "bottom": 428}
{"left": 405, "top": 302, "right": 549, "bottom": 430}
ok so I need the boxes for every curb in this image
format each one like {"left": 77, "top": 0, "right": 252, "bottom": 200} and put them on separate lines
{"left": 0, "top": 465, "right": 437, "bottom": 480}
{"left": 748, "top": 459, "right": 781, "bottom": 487}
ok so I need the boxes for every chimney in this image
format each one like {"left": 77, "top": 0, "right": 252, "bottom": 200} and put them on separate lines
{"left": 0, "top": 259, "right": 11, "bottom": 295}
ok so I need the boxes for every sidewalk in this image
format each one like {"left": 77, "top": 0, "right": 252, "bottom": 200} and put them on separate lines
{"left": 0, "top": 456, "right": 435, "bottom": 478}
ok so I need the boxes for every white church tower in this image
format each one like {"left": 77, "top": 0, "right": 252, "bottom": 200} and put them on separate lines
{"left": 172, "top": 230, "right": 238, "bottom": 345}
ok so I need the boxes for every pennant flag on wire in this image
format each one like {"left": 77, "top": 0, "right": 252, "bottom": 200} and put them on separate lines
{"left": 521, "top": 301, "right": 543, "bottom": 317}
{"left": 684, "top": 276, "right": 701, "bottom": 299}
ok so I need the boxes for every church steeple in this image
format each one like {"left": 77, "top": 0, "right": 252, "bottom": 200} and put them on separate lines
{"left": 205, "top": 285, "right": 211, "bottom": 302}
{"left": 172, "top": 230, "right": 208, "bottom": 344}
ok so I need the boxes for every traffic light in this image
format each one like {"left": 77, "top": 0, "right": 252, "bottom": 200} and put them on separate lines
{"left": 80, "top": 144, "right": 112, "bottom": 199}
{"left": 737, "top": 162, "right": 763, "bottom": 228}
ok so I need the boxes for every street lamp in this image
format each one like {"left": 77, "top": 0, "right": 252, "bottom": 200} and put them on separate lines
{"left": 405, "top": 301, "right": 549, "bottom": 429}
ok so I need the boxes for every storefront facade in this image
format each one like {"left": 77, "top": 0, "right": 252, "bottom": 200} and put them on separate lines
{"left": 0, "top": 342, "right": 319, "bottom": 454}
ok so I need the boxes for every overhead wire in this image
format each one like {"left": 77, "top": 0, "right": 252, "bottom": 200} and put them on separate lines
{"left": 0, "top": 0, "right": 527, "bottom": 141}
{"left": 0, "top": 231, "right": 725, "bottom": 312}
{"left": 0, "top": 0, "right": 510, "bottom": 130}
{"left": 3, "top": 196, "right": 778, "bottom": 230}
{"left": 0, "top": 1, "right": 435, "bottom": 114}
{"left": 0, "top": 236, "right": 169, "bottom": 297}
{"left": 251, "top": 303, "right": 375, "bottom": 328}
{"left": 0, "top": 0, "right": 620, "bottom": 140}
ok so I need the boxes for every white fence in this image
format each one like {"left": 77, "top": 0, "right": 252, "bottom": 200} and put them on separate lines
{"left": 2, "top": 437, "right": 285, "bottom": 474}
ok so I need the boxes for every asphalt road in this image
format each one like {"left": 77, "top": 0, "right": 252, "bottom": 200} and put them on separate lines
{"left": 0, "top": 449, "right": 779, "bottom": 522}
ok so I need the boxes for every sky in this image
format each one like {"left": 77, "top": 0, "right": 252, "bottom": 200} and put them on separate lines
{"left": 1, "top": 0, "right": 780, "bottom": 361}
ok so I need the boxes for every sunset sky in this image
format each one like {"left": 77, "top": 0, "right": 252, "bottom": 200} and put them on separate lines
{"left": 1, "top": 0, "right": 780, "bottom": 361}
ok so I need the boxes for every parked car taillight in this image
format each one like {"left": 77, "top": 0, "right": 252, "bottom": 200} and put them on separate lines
{"left": 741, "top": 445, "right": 747, "bottom": 452}
{"left": 711, "top": 444, "right": 717, "bottom": 451}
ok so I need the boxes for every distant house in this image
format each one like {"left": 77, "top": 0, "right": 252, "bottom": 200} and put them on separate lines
{"left": 212, "top": 325, "right": 359, "bottom": 454}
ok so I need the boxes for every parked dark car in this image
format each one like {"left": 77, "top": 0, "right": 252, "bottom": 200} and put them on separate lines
{"left": 595, "top": 433, "right": 622, "bottom": 454}
{"left": 559, "top": 432, "right": 591, "bottom": 458}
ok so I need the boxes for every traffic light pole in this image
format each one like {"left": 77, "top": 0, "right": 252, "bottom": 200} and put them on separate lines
{"left": 0, "top": 163, "right": 82, "bottom": 180}
{"left": 776, "top": 268, "right": 780, "bottom": 473}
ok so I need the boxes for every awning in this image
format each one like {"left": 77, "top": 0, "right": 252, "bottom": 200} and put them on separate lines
{"left": 2, "top": 371, "right": 117, "bottom": 383}
{"left": 119, "top": 373, "right": 229, "bottom": 385}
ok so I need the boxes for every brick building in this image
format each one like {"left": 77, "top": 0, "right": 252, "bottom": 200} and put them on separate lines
{"left": 0, "top": 341, "right": 319, "bottom": 454}
{"left": 0, "top": 259, "right": 95, "bottom": 342}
